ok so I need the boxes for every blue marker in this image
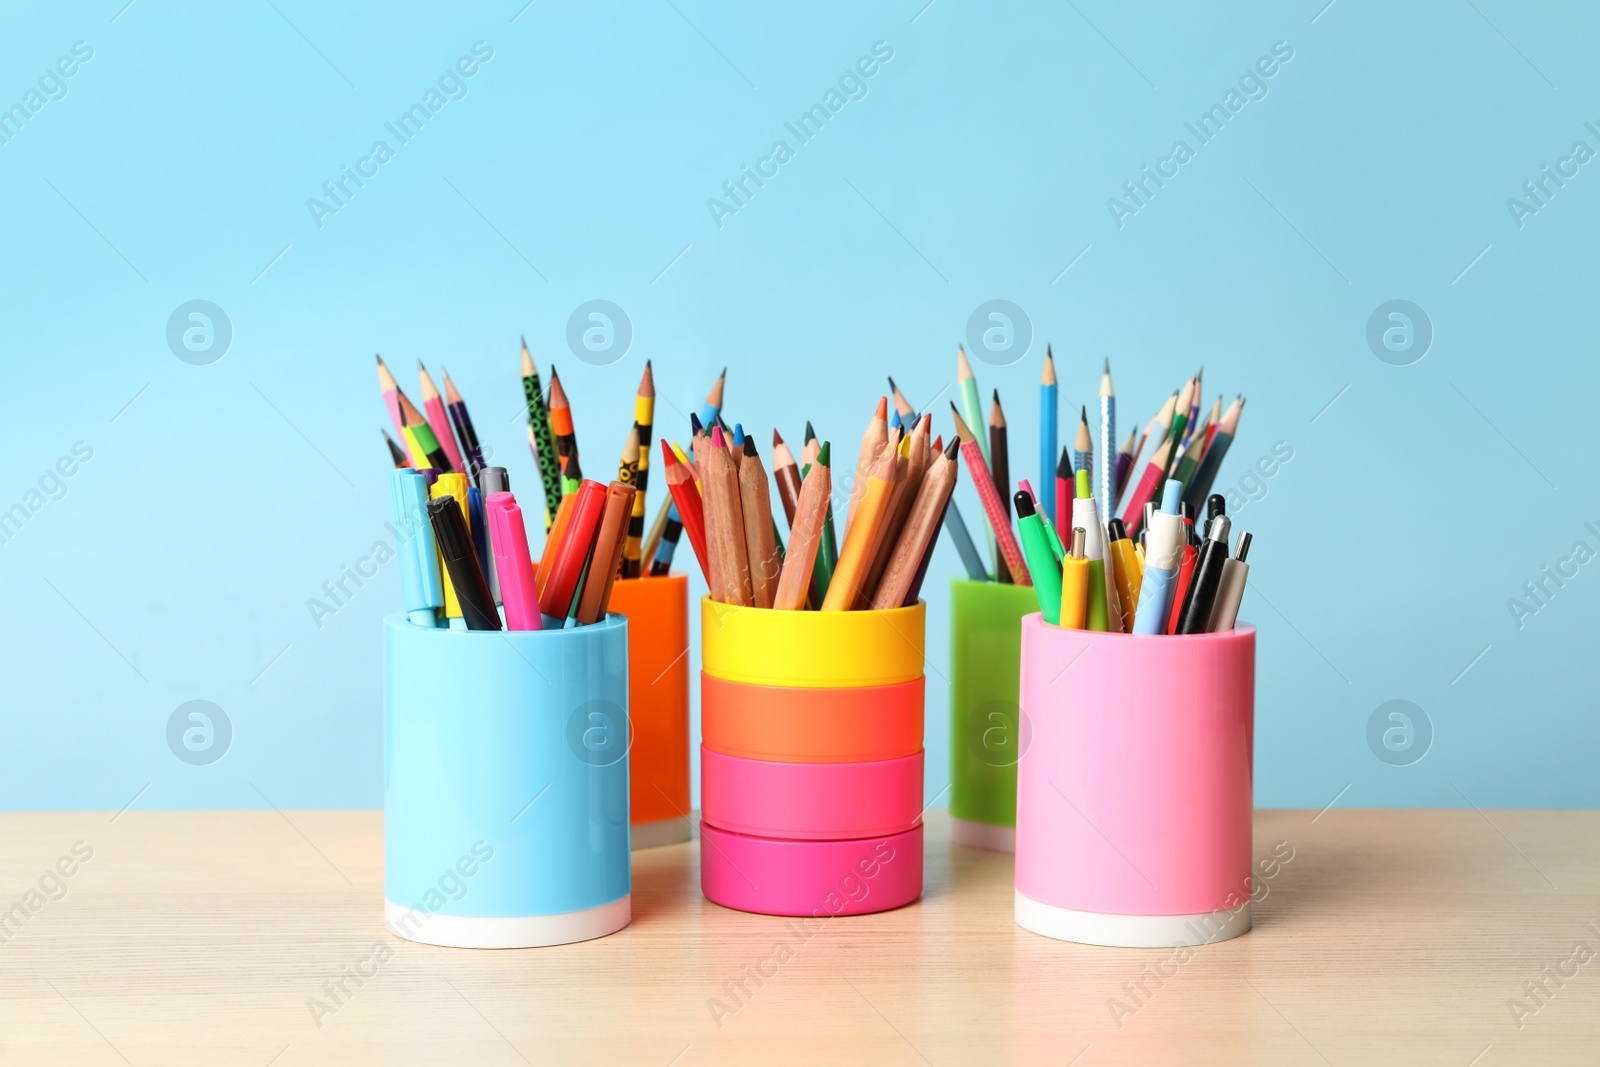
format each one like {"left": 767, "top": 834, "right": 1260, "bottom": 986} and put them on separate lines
{"left": 389, "top": 468, "right": 443, "bottom": 627}
{"left": 1132, "top": 479, "right": 1185, "bottom": 635}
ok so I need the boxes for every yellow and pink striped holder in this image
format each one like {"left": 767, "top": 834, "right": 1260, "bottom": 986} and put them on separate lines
{"left": 698, "top": 599, "right": 926, "bottom": 917}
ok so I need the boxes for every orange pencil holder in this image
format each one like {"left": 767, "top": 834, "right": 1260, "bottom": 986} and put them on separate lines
{"left": 606, "top": 573, "right": 692, "bottom": 848}
{"left": 698, "top": 598, "right": 926, "bottom": 917}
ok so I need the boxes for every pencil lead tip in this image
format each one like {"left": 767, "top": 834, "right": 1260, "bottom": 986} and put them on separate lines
{"left": 805, "top": 420, "right": 816, "bottom": 440}
{"left": 1103, "top": 355, "right": 1110, "bottom": 372}
{"left": 874, "top": 396, "right": 888, "bottom": 419}
{"left": 711, "top": 425, "right": 725, "bottom": 448}
{"left": 818, "top": 441, "right": 830, "bottom": 466}
{"left": 520, "top": 335, "right": 527, "bottom": 348}
{"left": 887, "top": 375, "right": 897, "bottom": 392}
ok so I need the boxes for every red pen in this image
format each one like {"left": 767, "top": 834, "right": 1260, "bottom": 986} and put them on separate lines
{"left": 1165, "top": 510, "right": 1198, "bottom": 634}
{"left": 538, "top": 480, "right": 605, "bottom": 619}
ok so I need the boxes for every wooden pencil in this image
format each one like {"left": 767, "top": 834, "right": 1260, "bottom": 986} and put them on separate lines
{"left": 1073, "top": 405, "right": 1093, "bottom": 477}
{"left": 660, "top": 441, "right": 709, "bottom": 582}
{"left": 988, "top": 390, "right": 1012, "bottom": 585}
{"left": 773, "top": 443, "right": 831, "bottom": 610}
{"left": 952, "top": 405, "right": 1030, "bottom": 585}
{"left": 772, "top": 429, "right": 803, "bottom": 529}
{"left": 440, "top": 368, "right": 485, "bottom": 478}
{"left": 802, "top": 421, "right": 820, "bottom": 467}
{"left": 871, "top": 437, "right": 959, "bottom": 609}
{"left": 861, "top": 415, "right": 929, "bottom": 601}
{"left": 822, "top": 433, "right": 899, "bottom": 609}
{"left": 847, "top": 397, "right": 889, "bottom": 529}
{"left": 887, "top": 376, "right": 916, "bottom": 426}
{"left": 375, "top": 355, "right": 405, "bottom": 438}
{"left": 738, "top": 437, "right": 780, "bottom": 608}
{"left": 382, "top": 428, "right": 409, "bottom": 468}
{"left": 418, "top": 361, "right": 466, "bottom": 474}
{"left": 703, "top": 426, "right": 753, "bottom": 606}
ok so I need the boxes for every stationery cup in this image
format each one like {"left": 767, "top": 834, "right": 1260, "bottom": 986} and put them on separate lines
{"left": 606, "top": 573, "right": 692, "bottom": 848}
{"left": 698, "top": 598, "right": 926, "bottom": 916}
{"left": 1014, "top": 616, "right": 1256, "bottom": 947}
{"left": 383, "top": 613, "right": 631, "bottom": 949}
{"left": 948, "top": 578, "right": 1039, "bottom": 852}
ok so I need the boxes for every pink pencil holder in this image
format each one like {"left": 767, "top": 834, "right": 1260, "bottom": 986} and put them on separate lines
{"left": 1014, "top": 616, "right": 1256, "bottom": 947}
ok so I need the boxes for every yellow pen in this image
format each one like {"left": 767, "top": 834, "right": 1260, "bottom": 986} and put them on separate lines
{"left": 430, "top": 473, "right": 471, "bottom": 629}
{"left": 1106, "top": 518, "right": 1143, "bottom": 634}
{"left": 1060, "top": 527, "right": 1089, "bottom": 629}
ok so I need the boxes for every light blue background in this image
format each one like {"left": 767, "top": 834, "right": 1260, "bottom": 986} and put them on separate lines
{"left": 3, "top": 1, "right": 1592, "bottom": 810}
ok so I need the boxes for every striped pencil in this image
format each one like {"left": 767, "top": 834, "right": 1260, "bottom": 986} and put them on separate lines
{"left": 1098, "top": 358, "right": 1115, "bottom": 525}
{"left": 622, "top": 361, "right": 654, "bottom": 578}
{"left": 547, "top": 367, "right": 579, "bottom": 483}
{"left": 951, "top": 404, "right": 1029, "bottom": 585}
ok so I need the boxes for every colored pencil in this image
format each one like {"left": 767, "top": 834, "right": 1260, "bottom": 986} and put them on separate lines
{"left": 1040, "top": 346, "right": 1057, "bottom": 524}
{"left": 739, "top": 435, "right": 780, "bottom": 608}
{"left": 772, "top": 429, "right": 803, "bottom": 529}
{"left": 822, "top": 431, "right": 900, "bottom": 609}
{"left": 1184, "top": 395, "right": 1244, "bottom": 510}
{"left": 862, "top": 415, "right": 929, "bottom": 601}
{"left": 1120, "top": 434, "right": 1176, "bottom": 538}
{"left": 988, "top": 390, "right": 1012, "bottom": 585}
{"left": 622, "top": 361, "right": 654, "bottom": 578}
{"left": 1055, "top": 446, "right": 1072, "bottom": 543}
{"left": 703, "top": 426, "right": 753, "bottom": 606}
{"left": 547, "top": 367, "right": 579, "bottom": 483}
{"left": 872, "top": 436, "right": 959, "bottom": 609}
{"left": 1098, "top": 357, "right": 1115, "bottom": 525}
{"left": 375, "top": 355, "right": 405, "bottom": 438}
{"left": 1113, "top": 427, "right": 1138, "bottom": 503}
{"left": 418, "top": 361, "right": 466, "bottom": 475}
{"left": 943, "top": 499, "right": 989, "bottom": 582}
{"left": 957, "top": 345, "right": 999, "bottom": 578}
{"left": 951, "top": 404, "right": 1030, "bottom": 585}
{"left": 1072, "top": 405, "right": 1092, "bottom": 479}
{"left": 440, "top": 368, "right": 485, "bottom": 478}
{"left": 399, "top": 393, "right": 453, "bottom": 473}
{"left": 660, "top": 440, "right": 708, "bottom": 581}
{"left": 847, "top": 397, "right": 889, "bottom": 528}
{"left": 520, "top": 338, "right": 562, "bottom": 531}
{"left": 383, "top": 428, "right": 409, "bottom": 468}
{"left": 773, "top": 443, "right": 832, "bottom": 610}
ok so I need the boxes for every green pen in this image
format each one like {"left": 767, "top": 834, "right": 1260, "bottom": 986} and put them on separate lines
{"left": 1012, "top": 489, "right": 1062, "bottom": 625}
{"left": 1075, "top": 469, "right": 1111, "bottom": 632}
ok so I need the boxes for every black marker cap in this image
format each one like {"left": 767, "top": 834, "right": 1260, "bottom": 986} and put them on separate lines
{"left": 1107, "top": 518, "right": 1128, "bottom": 542}
{"left": 1012, "top": 490, "right": 1036, "bottom": 519}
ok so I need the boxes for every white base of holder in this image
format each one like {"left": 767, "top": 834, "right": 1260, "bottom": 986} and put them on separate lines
{"left": 631, "top": 815, "right": 694, "bottom": 850}
{"left": 949, "top": 817, "right": 1015, "bottom": 853}
{"left": 384, "top": 895, "right": 631, "bottom": 949}
{"left": 1015, "top": 891, "right": 1251, "bottom": 948}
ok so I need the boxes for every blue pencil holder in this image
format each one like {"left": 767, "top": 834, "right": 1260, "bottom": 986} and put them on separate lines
{"left": 383, "top": 612, "right": 631, "bottom": 948}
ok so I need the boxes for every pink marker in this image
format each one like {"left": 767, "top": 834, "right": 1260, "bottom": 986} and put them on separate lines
{"left": 486, "top": 492, "right": 542, "bottom": 630}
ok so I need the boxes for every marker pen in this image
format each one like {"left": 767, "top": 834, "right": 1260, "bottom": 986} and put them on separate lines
{"left": 1072, "top": 470, "right": 1110, "bottom": 631}
{"left": 1106, "top": 518, "right": 1141, "bottom": 635}
{"left": 389, "top": 468, "right": 440, "bottom": 627}
{"left": 1207, "top": 531, "right": 1252, "bottom": 632}
{"left": 1059, "top": 528, "right": 1089, "bottom": 629}
{"left": 478, "top": 467, "right": 510, "bottom": 607}
{"left": 426, "top": 496, "right": 501, "bottom": 631}
{"left": 1132, "top": 480, "right": 1184, "bottom": 635}
{"left": 1177, "top": 515, "right": 1231, "bottom": 635}
{"left": 486, "top": 491, "right": 542, "bottom": 631}
{"left": 1019, "top": 479, "right": 1065, "bottom": 560}
{"left": 1014, "top": 490, "right": 1063, "bottom": 625}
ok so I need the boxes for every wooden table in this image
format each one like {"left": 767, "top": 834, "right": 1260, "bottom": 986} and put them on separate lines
{"left": 2, "top": 809, "right": 1596, "bottom": 1065}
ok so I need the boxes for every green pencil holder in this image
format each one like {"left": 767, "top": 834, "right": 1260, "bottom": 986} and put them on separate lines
{"left": 948, "top": 578, "right": 1039, "bottom": 851}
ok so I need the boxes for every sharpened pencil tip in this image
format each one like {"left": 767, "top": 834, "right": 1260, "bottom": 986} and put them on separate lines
{"left": 817, "top": 441, "right": 830, "bottom": 465}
